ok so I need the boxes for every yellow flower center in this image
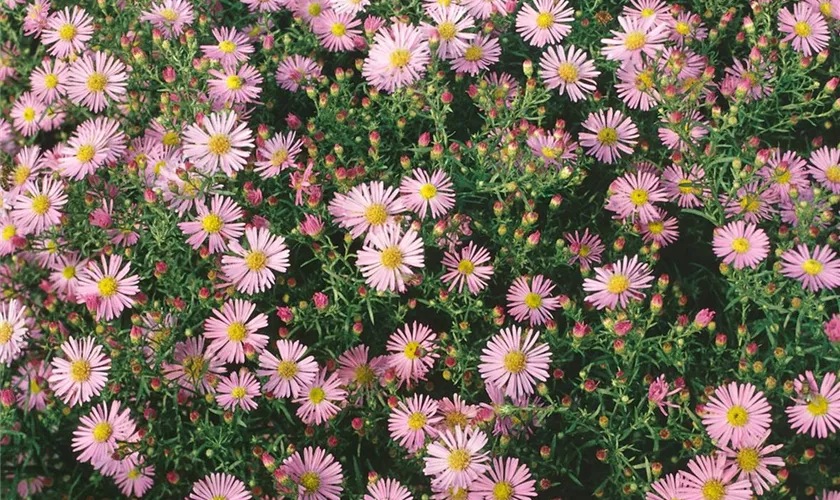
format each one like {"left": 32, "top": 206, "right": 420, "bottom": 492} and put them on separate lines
{"left": 308, "top": 386, "right": 326, "bottom": 404}
{"left": 271, "top": 149, "right": 289, "bottom": 166}
{"left": 556, "top": 62, "right": 578, "bottom": 83}
{"left": 307, "top": 2, "right": 322, "bottom": 16}
{"left": 127, "top": 469, "right": 140, "bottom": 480}
{"left": 524, "top": 292, "right": 542, "bottom": 309}
{"left": 22, "top": 107, "right": 36, "bottom": 122}
{"left": 807, "top": 395, "right": 829, "bottom": 416}
{"left": 29, "top": 377, "right": 42, "bottom": 394}
{"left": 380, "top": 246, "right": 403, "bottom": 270}
{"left": 300, "top": 471, "right": 321, "bottom": 493}
{"left": 597, "top": 127, "right": 618, "bottom": 146}
{"left": 726, "top": 405, "right": 749, "bottom": 427}
{"left": 62, "top": 266, "right": 76, "bottom": 280}
{"left": 42, "top": 73, "right": 58, "bottom": 90}
{"left": 503, "top": 351, "right": 527, "bottom": 374}
{"left": 0, "top": 323, "right": 12, "bottom": 344}
{"left": 635, "top": 72, "right": 654, "bottom": 90}
{"left": 162, "top": 131, "right": 180, "bottom": 146}
{"left": 736, "top": 448, "right": 760, "bottom": 472}
{"left": 820, "top": 1, "right": 833, "bottom": 16}
{"left": 244, "top": 250, "right": 267, "bottom": 271}
{"left": 403, "top": 340, "right": 421, "bottom": 360}
{"left": 536, "top": 12, "right": 554, "bottom": 29}
{"left": 231, "top": 386, "right": 246, "bottom": 399}
{"left": 624, "top": 32, "right": 647, "bottom": 50}
{"left": 70, "top": 359, "right": 91, "bottom": 382}
{"left": 701, "top": 479, "right": 725, "bottom": 500}
{"left": 731, "top": 237, "right": 750, "bottom": 254}
{"left": 407, "top": 411, "right": 427, "bottom": 430}
{"left": 97, "top": 276, "right": 118, "bottom": 298}
{"left": 794, "top": 21, "right": 812, "bottom": 37}
{"left": 201, "top": 214, "right": 223, "bottom": 234}
{"left": 445, "top": 411, "right": 468, "bottom": 429}
{"left": 739, "top": 195, "right": 760, "bottom": 213}
{"left": 678, "top": 179, "right": 693, "bottom": 194}
{"left": 606, "top": 274, "right": 630, "bottom": 294}
{"left": 447, "top": 449, "right": 471, "bottom": 471}
{"left": 76, "top": 144, "right": 96, "bottom": 163}
{"left": 802, "top": 258, "right": 824, "bottom": 276}
{"left": 457, "top": 259, "right": 475, "bottom": 275}
{"left": 0, "top": 225, "right": 14, "bottom": 241}
{"left": 92, "top": 422, "right": 113, "bottom": 443}
{"left": 389, "top": 49, "right": 411, "bottom": 69}
{"left": 160, "top": 8, "right": 178, "bottom": 21}
{"left": 419, "top": 183, "right": 437, "bottom": 200}
{"left": 58, "top": 23, "right": 76, "bottom": 41}
{"left": 225, "top": 75, "right": 243, "bottom": 90}
{"left": 331, "top": 23, "right": 346, "bottom": 37}
{"left": 86, "top": 72, "right": 107, "bottom": 93}
{"left": 227, "top": 322, "right": 247, "bottom": 342}
{"left": 218, "top": 40, "right": 236, "bottom": 53}
{"left": 675, "top": 21, "right": 691, "bottom": 36}
{"left": 363, "top": 203, "right": 388, "bottom": 225}
{"left": 646, "top": 221, "right": 664, "bottom": 235}
{"left": 276, "top": 360, "right": 298, "bottom": 379}
{"left": 30, "top": 194, "right": 51, "bottom": 215}
{"left": 775, "top": 169, "right": 791, "bottom": 185}
{"left": 211, "top": 496, "right": 227, "bottom": 500}
{"left": 578, "top": 245, "right": 591, "bottom": 257}
{"left": 438, "top": 21, "right": 457, "bottom": 40}
{"left": 825, "top": 165, "right": 840, "bottom": 183}
{"left": 354, "top": 364, "right": 375, "bottom": 385}
{"left": 449, "top": 488, "right": 468, "bottom": 500}
{"left": 492, "top": 482, "right": 515, "bottom": 500}
{"left": 541, "top": 146, "right": 558, "bottom": 159}
{"left": 640, "top": 7, "right": 655, "bottom": 17}
{"left": 208, "top": 134, "right": 231, "bottom": 156}
{"left": 14, "top": 165, "right": 31, "bottom": 186}
{"left": 183, "top": 355, "right": 206, "bottom": 382}
{"left": 630, "top": 188, "right": 649, "bottom": 206}
{"left": 464, "top": 45, "right": 483, "bottom": 62}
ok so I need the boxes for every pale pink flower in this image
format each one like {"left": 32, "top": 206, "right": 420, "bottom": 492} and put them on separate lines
{"left": 702, "top": 382, "right": 772, "bottom": 448}
{"left": 580, "top": 108, "right": 639, "bottom": 164}
{"left": 48, "top": 336, "right": 110, "bottom": 407}
{"left": 388, "top": 394, "right": 442, "bottom": 452}
{"left": 479, "top": 326, "right": 551, "bottom": 399}
{"left": 221, "top": 227, "right": 290, "bottom": 294}
{"left": 363, "top": 23, "right": 431, "bottom": 92}
{"left": 451, "top": 34, "right": 500, "bottom": 75}
{"left": 258, "top": 339, "right": 319, "bottom": 398}
{"left": 539, "top": 45, "right": 600, "bottom": 102}
{"left": 140, "top": 0, "right": 195, "bottom": 38}
{"left": 0, "top": 299, "right": 28, "bottom": 366}
{"left": 72, "top": 401, "right": 138, "bottom": 466}
{"left": 441, "top": 242, "right": 493, "bottom": 294}
{"left": 216, "top": 369, "right": 261, "bottom": 412}
{"left": 357, "top": 224, "right": 425, "bottom": 293}
{"left": 328, "top": 181, "right": 405, "bottom": 239}
{"left": 583, "top": 255, "right": 655, "bottom": 310}
{"left": 386, "top": 321, "right": 439, "bottom": 387}
{"left": 42, "top": 7, "right": 94, "bottom": 57}
{"left": 283, "top": 447, "right": 345, "bottom": 500}
{"left": 182, "top": 111, "right": 254, "bottom": 176}
{"left": 424, "top": 426, "right": 490, "bottom": 490}
{"left": 201, "top": 27, "right": 254, "bottom": 67}
{"left": 66, "top": 51, "right": 129, "bottom": 113}
{"left": 400, "top": 169, "right": 455, "bottom": 219}
{"left": 203, "top": 299, "right": 269, "bottom": 363}
{"left": 515, "top": 0, "right": 573, "bottom": 47}
{"left": 294, "top": 369, "right": 347, "bottom": 425}
{"left": 178, "top": 195, "right": 245, "bottom": 254}
{"left": 506, "top": 275, "right": 560, "bottom": 326}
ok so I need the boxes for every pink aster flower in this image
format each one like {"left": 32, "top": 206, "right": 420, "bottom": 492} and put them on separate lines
{"left": 780, "top": 244, "right": 840, "bottom": 292}
{"left": 114, "top": 455, "right": 155, "bottom": 498}
{"left": 441, "top": 241, "right": 493, "bottom": 294}
{"left": 424, "top": 426, "right": 490, "bottom": 490}
{"left": 276, "top": 55, "right": 322, "bottom": 92}
{"left": 201, "top": 27, "right": 254, "bottom": 67}
{"left": 423, "top": 5, "right": 476, "bottom": 60}
{"left": 451, "top": 34, "right": 500, "bottom": 75}
{"left": 66, "top": 51, "right": 128, "bottom": 113}
{"left": 23, "top": 0, "right": 50, "bottom": 37}
{"left": 241, "top": 0, "right": 283, "bottom": 12}
{"left": 75, "top": 255, "right": 140, "bottom": 321}
{"left": 284, "top": 447, "right": 344, "bottom": 500}
{"left": 389, "top": 394, "right": 443, "bottom": 452}
{"left": 140, "top": 0, "right": 195, "bottom": 38}
{"left": 161, "top": 337, "right": 225, "bottom": 394}
{"left": 779, "top": 3, "right": 829, "bottom": 57}
{"left": 662, "top": 164, "right": 707, "bottom": 208}
{"left": 329, "top": 181, "right": 405, "bottom": 239}
{"left": 539, "top": 44, "right": 599, "bottom": 102}
{"left": 606, "top": 171, "right": 667, "bottom": 223}
{"left": 386, "top": 321, "right": 439, "bottom": 387}
{"left": 824, "top": 314, "right": 840, "bottom": 343}
{"left": 712, "top": 221, "right": 769, "bottom": 270}
{"left": 203, "top": 299, "right": 269, "bottom": 363}
{"left": 0, "top": 299, "right": 28, "bottom": 366}
{"left": 821, "top": 492, "right": 840, "bottom": 500}
{"left": 12, "top": 361, "right": 50, "bottom": 411}
{"left": 658, "top": 110, "right": 709, "bottom": 151}
{"left": 615, "top": 63, "right": 659, "bottom": 111}
{"left": 336, "top": 344, "right": 386, "bottom": 394}
{"left": 48, "top": 336, "right": 110, "bottom": 407}
{"left": 648, "top": 374, "right": 680, "bottom": 416}
{"left": 8, "top": 145, "right": 43, "bottom": 193}
{"left": 314, "top": 10, "right": 362, "bottom": 52}
{"left": 640, "top": 210, "right": 679, "bottom": 248}
{"left": 178, "top": 195, "right": 244, "bottom": 254}
{"left": 702, "top": 382, "right": 772, "bottom": 448}
{"left": 668, "top": 11, "right": 707, "bottom": 46}
{"left": 11, "top": 92, "right": 45, "bottom": 137}
{"left": 786, "top": 370, "right": 840, "bottom": 438}
{"left": 623, "top": 0, "right": 670, "bottom": 23}
{"left": 357, "top": 224, "right": 424, "bottom": 293}
{"left": 364, "top": 478, "right": 413, "bottom": 500}
{"left": 400, "top": 169, "right": 455, "bottom": 219}
{"left": 258, "top": 339, "right": 319, "bottom": 398}
{"left": 463, "top": 0, "right": 509, "bottom": 20}
{"left": 479, "top": 326, "right": 550, "bottom": 399}
{"left": 580, "top": 108, "right": 639, "bottom": 164}
{"left": 182, "top": 111, "right": 254, "bottom": 176}
{"left": 30, "top": 58, "right": 68, "bottom": 106}
{"left": 221, "top": 227, "right": 290, "bottom": 294}
{"left": 646, "top": 474, "right": 681, "bottom": 500}
{"left": 583, "top": 255, "right": 654, "bottom": 310}
{"left": 564, "top": 229, "right": 605, "bottom": 270}
{"left": 601, "top": 16, "right": 669, "bottom": 67}
{"left": 526, "top": 128, "right": 577, "bottom": 166}
{"left": 474, "top": 457, "right": 537, "bottom": 500}
{"left": 188, "top": 473, "right": 250, "bottom": 500}
{"left": 333, "top": 0, "right": 369, "bottom": 15}
{"left": 506, "top": 275, "right": 560, "bottom": 326}
{"left": 294, "top": 369, "right": 347, "bottom": 425}
{"left": 515, "top": 0, "right": 573, "bottom": 47}
{"left": 437, "top": 393, "right": 478, "bottom": 432}
{"left": 59, "top": 119, "right": 126, "bottom": 180}
{"left": 11, "top": 177, "right": 66, "bottom": 235}
{"left": 42, "top": 7, "right": 94, "bottom": 58}
{"left": 678, "top": 454, "right": 753, "bottom": 500}
{"left": 208, "top": 64, "right": 264, "bottom": 106}
{"left": 216, "top": 369, "right": 261, "bottom": 412}
{"left": 255, "top": 131, "right": 303, "bottom": 178}
{"left": 719, "top": 431, "right": 784, "bottom": 495}
{"left": 50, "top": 253, "right": 86, "bottom": 301}
{"left": 722, "top": 182, "right": 778, "bottom": 224}
{"left": 72, "top": 401, "right": 137, "bottom": 465}
{"left": 758, "top": 150, "right": 810, "bottom": 203}
{"left": 363, "top": 23, "right": 431, "bottom": 92}
{"left": 809, "top": 146, "right": 840, "bottom": 193}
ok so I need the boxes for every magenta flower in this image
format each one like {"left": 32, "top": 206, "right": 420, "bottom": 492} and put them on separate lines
{"left": 258, "top": 339, "right": 319, "bottom": 398}
{"left": 641, "top": 211, "right": 679, "bottom": 248}
{"left": 583, "top": 255, "right": 655, "bottom": 310}
{"left": 479, "top": 326, "right": 551, "bottom": 399}
{"left": 140, "top": 0, "right": 194, "bottom": 38}
{"left": 779, "top": 2, "right": 829, "bottom": 56}
{"left": 702, "top": 382, "right": 772, "bottom": 448}
{"left": 825, "top": 314, "right": 840, "bottom": 343}
{"left": 622, "top": 0, "right": 670, "bottom": 23}
{"left": 662, "top": 164, "right": 707, "bottom": 208}
{"left": 12, "top": 361, "right": 50, "bottom": 411}
{"left": 515, "top": 0, "right": 573, "bottom": 47}
{"left": 388, "top": 394, "right": 442, "bottom": 452}
{"left": 216, "top": 369, "right": 261, "bottom": 412}
{"left": 722, "top": 182, "right": 778, "bottom": 224}
{"left": 780, "top": 244, "right": 840, "bottom": 292}
{"left": 786, "top": 370, "right": 840, "bottom": 438}
{"left": 606, "top": 171, "right": 667, "bottom": 223}
{"left": 294, "top": 368, "right": 347, "bottom": 425}
{"left": 336, "top": 344, "right": 386, "bottom": 394}
{"left": 506, "top": 275, "right": 560, "bottom": 326}
{"left": 712, "top": 221, "right": 770, "bottom": 270}
{"left": 386, "top": 321, "right": 439, "bottom": 388}
{"left": 580, "top": 109, "right": 639, "bottom": 164}
{"left": 758, "top": 150, "right": 810, "bottom": 203}
{"left": 283, "top": 447, "right": 344, "bottom": 500}
{"left": 441, "top": 242, "right": 494, "bottom": 294}
{"left": 11, "top": 92, "right": 45, "bottom": 137}
{"left": 539, "top": 45, "right": 600, "bottom": 102}
{"left": 203, "top": 299, "right": 269, "bottom": 364}
{"left": 314, "top": 10, "right": 362, "bottom": 52}
{"left": 276, "top": 55, "right": 322, "bottom": 92}
{"left": 221, "top": 227, "right": 290, "bottom": 295}
{"left": 11, "top": 176, "right": 66, "bottom": 235}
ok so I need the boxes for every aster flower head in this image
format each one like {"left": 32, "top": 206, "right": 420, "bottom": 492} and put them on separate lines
{"left": 424, "top": 426, "right": 490, "bottom": 490}
{"left": 12, "top": 361, "right": 50, "bottom": 411}
{"left": 75, "top": 255, "right": 140, "bottom": 322}
{"left": 463, "top": 0, "right": 509, "bottom": 20}
{"left": 564, "top": 229, "right": 605, "bottom": 270}
{"left": 722, "top": 182, "right": 778, "bottom": 224}
{"left": 662, "top": 164, "right": 708, "bottom": 208}
{"left": 8, "top": 145, "right": 43, "bottom": 193}
{"left": 712, "top": 221, "right": 770, "bottom": 270}
{"left": 11, "top": 92, "right": 46, "bottom": 137}
{"left": 780, "top": 244, "right": 840, "bottom": 292}
{"left": 580, "top": 108, "right": 639, "bottom": 164}
{"left": 423, "top": 5, "right": 476, "bottom": 60}
{"left": 702, "top": 382, "right": 772, "bottom": 448}
{"left": 809, "top": 146, "right": 840, "bottom": 193}
{"left": 623, "top": 0, "right": 670, "bottom": 23}
{"left": 314, "top": 10, "right": 362, "bottom": 52}
{"left": 388, "top": 394, "right": 443, "bottom": 452}
{"left": 364, "top": 478, "right": 413, "bottom": 500}
{"left": 178, "top": 195, "right": 245, "bottom": 254}
{"left": 201, "top": 27, "right": 254, "bottom": 66}
{"left": 284, "top": 447, "right": 344, "bottom": 500}
{"left": 539, "top": 44, "right": 600, "bottom": 102}
{"left": 474, "top": 457, "right": 537, "bottom": 500}
{"left": 357, "top": 224, "right": 425, "bottom": 293}
{"left": 786, "top": 370, "right": 840, "bottom": 438}
{"left": 758, "top": 150, "right": 811, "bottom": 203}
{"left": 583, "top": 255, "right": 655, "bottom": 310}
{"left": 479, "top": 326, "right": 551, "bottom": 399}
{"left": 437, "top": 393, "right": 478, "bottom": 432}
{"left": 363, "top": 23, "right": 431, "bottom": 92}
{"left": 779, "top": 3, "right": 829, "bottom": 57}
{"left": 678, "top": 453, "right": 753, "bottom": 500}
{"left": 328, "top": 181, "right": 405, "bottom": 239}
{"left": 0, "top": 299, "right": 28, "bottom": 366}
{"left": 336, "top": 344, "right": 386, "bottom": 393}
{"left": 221, "top": 227, "right": 290, "bottom": 295}
{"left": 719, "top": 431, "right": 784, "bottom": 495}
{"left": 114, "top": 455, "right": 155, "bottom": 498}
{"left": 208, "top": 64, "right": 264, "bottom": 106}
{"left": 11, "top": 176, "right": 67, "bottom": 235}
{"left": 216, "top": 369, "right": 261, "bottom": 412}
{"left": 66, "top": 51, "right": 129, "bottom": 113}
{"left": 669, "top": 11, "right": 708, "bottom": 45}
{"left": 72, "top": 401, "right": 137, "bottom": 465}
{"left": 641, "top": 210, "right": 679, "bottom": 248}
{"left": 441, "top": 241, "right": 494, "bottom": 294}
{"left": 182, "top": 111, "right": 254, "bottom": 176}
{"left": 606, "top": 171, "right": 668, "bottom": 223}
{"left": 648, "top": 374, "right": 681, "bottom": 416}
{"left": 506, "top": 275, "right": 560, "bottom": 326}
{"left": 276, "top": 55, "right": 323, "bottom": 92}
{"left": 48, "top": 336, "right": 110, "bottom": 407}
{"left": 526, "top": 128, "right": 577, "bottom": 166}
{"left": 451, "top": 34, "right": 501, "bottom": 76}
{"left": 294, "top": 369, "right": 347, "bottom": 425}
{"left": 601, "top": 16, "right": 669, "bottom": 66}
{"left": 386, "top": 321, "right": 439, "bottom": 387}
{"left": 256, "top": 131, "right": 303, "bottom": 178}
{"left": 258, "top": 339, "right": 319, "bottom": 398}
{"left": 646, "top": 474, "right": 681, "bottom": 500}
{"left": 400, "top": 169, "right": 456, "bottom": 219}
{"left": 615, "top": 62, "right": 660, "bottom": 111}
{"left": 42, "top": 7, "right": 94, "bottom": 57}
{"left": 188, "top": 473, "right": 251, "bottom": 500}
{"left": 140, "top": 0, "right": 195, "bottom": 38}
{"left": 161, "top": 337, "right": 225, "bottom": 394}
{"left": 515, "top": 0, "right": 574, "bottom": 47}
{"left": 203, "top": 298, "right": 269, "bottom": 364}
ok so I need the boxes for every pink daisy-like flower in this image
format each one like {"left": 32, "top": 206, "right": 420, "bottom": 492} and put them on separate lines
{"left": 12, "top": 361, "right": 50, "bottom": 411}
{"left": 357, "top": 224, "right": 424, "bottom": 293}
{"left": 539, "top": 45, "right": 600, "bottom": 102}
{"left": 59, "top": 122, "right": 118, "bottom": 181}
{"left": 722, "top": 182, "right": 778, "bottom": 224}
{"left": 313, "top": 10, "right": 362, "bottom": 52}
{"left": 208, "top": 64, "right": 264, "bottom": 106}
{"left": 11, "top": 177, "right": 66, "bottom": 235}
{"left": 66, "top": 51, "right": 129, "bottom": 113}
{"left": 678, "top": 454, "right": 753, "bottom": 500}
{"left": 640, "top": 211, "right": 679, "bottom": 248}
{"left": 11, "top": 92, "right": 45, "bottom": 137}
{"left": 758, "top": 150, "right": 810, "bottom": 203}
{"left": 601, "top": 16, "right": 669, "bottom": 67}
{"left": 363, "top": 23, "right": 431, "bottom": 92}
{"left": 821, "top": 492, "right": 840, "bottom": 500}
{"left": 441, "top": 241, "right": 493, "bottom": 294}
{"left": 0, "top": 214, "right": 23, "bottom": 256}
{"left": 336, "top": 344, "right": 386, "bottom": 394}
{"left": 364, "top": 478, "right": 413, "bottom": 500}
{"left": 72, "top": 401, "right": 137, "bottom": 465}
{"left": 161, "top": 337, "right": 225, "bottom": 394}
{"left": 526, "top": 128, "right": 577, "bottom": 166}
{"left": 616, "top": 63, "right": 659, "bottom": 111}
{"left": 515, "top": 0, "right": 573, "bottom": 47}
{"left": 258, "top": 339, "right": 319, "bottom": 398}
{"left": 809, "top": 146, "right": 840, "bottom": 193}
{"left": 606, "top": 171, "right": 667, "bottom": 223}
{"left": 178, "top": 195, "right": 245, "bottom": 254}
{"left": 76, "top": 255, "right": 140, "bottom": 321}
{"left": 437, "top": 393, "right": 478, "bottom": 432}
{"left": 702, "top": 382, "right": 772, "bottom": 448}
{"left": 479, "top": 326, "right": 551, "bottom": 399}
{"left": 284, "top": 447, "right": 344, "bottom": 500}
{"left": 423, "top": 5, "right": 475, "bottom": 60}
{"left": 216, "top": 369, "right": 261, "bottom": 412}
{"left": 779, "top": 3, "right": 829, "bottom": 57}
{"left": 295, "top": 0, "right": 331, "bottom": 24}
{"left": 424, "top": 426, "right": 490, "bottom": 490}
{"left": 182, "top": 111, "right": 254, "bottom": 176}
{"left": 720, "top": 431, "right": 784, "bottom": 495}
{"left": 241, "top": 0, "right": 283, "bottom": 12}
{"left": 386, "top": 321, "right": 439, "bottom": 387}
{"left": 188, "top": 473, "right": 250, "bottom": 500}
{"left": 786, "top": 370, "right": 840, "bottom": 438}
{"left": 712, "top": 221, "right": 770, "bottom": 270}
{"left": 221, "top": 227, "right": 290, "bottom": 294}
{"left": 583, "top": 255, "right": 655, "bottom": 310}
{"left": 662, "top": 164, "right": 707, "bottom": 208}
{"left": 463, "top": 0, "right": 509, "bottom": 20}
{"left": 41, "top": 7, "right": 94, "bottom": 58}
{"left": 648, "top": 374, "right": 681, "bottom": 416}
{"left": 622, "top": 0, "right": 670, "bottom": 23}
{"left": 48, "top": 336, "right": 110, "bottom": 407}
{"left": 203, "top": 299, "right": 269, "bottom": 364}
{"left": 30, "top": 58, "right": 68, "bottom": 105}
{"left": 807, "top": 0, "right": 840, "bottom": 19}
{"left": 255, "top": 131, "right": 303, "bottom": 178}
{"left": 140, "top": 0, "right": 195, "bottom": 38}
{"left": 506, "top": 275, "right": 560, "bottom": 327}
{"left": 668, "top": 11, "right": 707, "bottom": 46}
{"left": 646, "top": 474, "right": 681, "bottom": 500}
{"left": 451, "top": 34, "right": 500, "bottom": 76}
{"left": 50, "top": 253, "right": 86, "bottom": 300}
{"left": 201, "top": 27, "right": 254, "bottom": 67}
{"left": 389, "top": 394, "right": 442, "bottom": 452}
{"left": 8, "top": 145, "right": 43, "bottom": 193}
{"left": 114, "top": 455, "right": 155, "bottom": 498}
{"left": 780, "top": 244, "right": 840, "bottom": 292}
{"left": 400, "top": 169, "right": 455, "bottom": 219}
{"left": 294, "top": 369, "right": 347, "bottom": 425}
{"left": 333, "top": 0, "right": 369, "bottom": 15}
{"left": 580, "top": 108, "right": 639, "bottom": 164}
{"left": 564, "top": 229, "right": 605, "bottom": 270}
{"left": 474, "top": 457, "right": 537, "bottom": 500}
{"left": 276, "top": 55, "right": 322, "bottom": 92}
{"left": 329, "top": 181, "right": 405, "bottom": 239}
{"left": 0, "top": 299, "right": 28, "bottom": 366}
